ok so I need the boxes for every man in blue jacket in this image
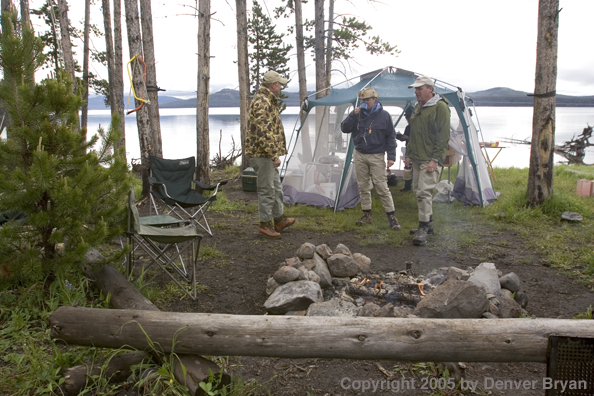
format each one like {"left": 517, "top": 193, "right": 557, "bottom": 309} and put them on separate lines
{"left": 341, "top": 87, "right": 401, "bottom": 230}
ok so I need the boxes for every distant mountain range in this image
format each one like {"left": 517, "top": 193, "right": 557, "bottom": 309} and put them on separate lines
{"left": 87, "top": 87, "right": 594, "bottom": 110}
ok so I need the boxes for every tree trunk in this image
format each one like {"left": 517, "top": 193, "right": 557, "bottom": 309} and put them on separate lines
{"left": 112, "top": 0, "right": 126, "bottom": 152}
{"left": 139, "top": 0, "right": 162, "bottom": 158}
{"left": 314, "top": 0, "right": 325, "bottom": 99}
{"left": 294, "top": 0, "right": 311, "bottom": 163}
{"left": 80, "top": 0, "right": 90, "bottom": 135}
{"left": 1, "top": 0, "right": 10, "bottom": 13}
{"left": 235, "top": 0, "right": 249, "bottom": 170}
{"left": 195, "top": 0, "right": 211, "bottom": 184}
{"left": 123, "top": 0, "right": 153, "bottom": 196}
{"left": 56, "top": 0, "right": 76, "bottom": 93}
{"left": 50, "top": 306, "right": 594, "bottom": 363}
{"left": 19, "top": 0, "right": 30, "bottom": 27}
{"left": 324, "top": 0, "right": 334, "bottom": 90}
{"left": 102, "top": 0, "right": 116, "bottom": 111}
{"left": 527, "top": 0, "right": 559, "bottom": 207}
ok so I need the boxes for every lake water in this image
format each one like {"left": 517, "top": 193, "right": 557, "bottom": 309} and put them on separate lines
{"left": 86, "top": 106, "right": 594, "bottom": 169}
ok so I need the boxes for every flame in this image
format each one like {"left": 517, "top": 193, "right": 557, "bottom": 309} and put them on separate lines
{"left": 359, "top": 278, "right": 369, "bottom": 285}
{"left": 375, "top": 280, "right": 383, "bottom": 289}
{"left": 418, "top": 283, "right": 426, "bottom": 296}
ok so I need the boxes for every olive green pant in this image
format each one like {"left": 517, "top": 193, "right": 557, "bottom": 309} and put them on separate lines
{"left": 354, "top": 151, "right": 395, "bottom": 213}
{"left": 250, "top": 157, "right": 284, "bottom": 223}
{"left": 411, "top": 159, "right": 442, "bottom": 223}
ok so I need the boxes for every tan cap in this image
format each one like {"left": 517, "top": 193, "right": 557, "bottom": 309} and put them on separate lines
{"left": 262, "top": 70, "right": 289, "bottom": 85}
{"left": 357, "top": 87, "right": 379, "bottom": 99}
{"left": 408, "top": 75, "right": 435, "bottom": 88}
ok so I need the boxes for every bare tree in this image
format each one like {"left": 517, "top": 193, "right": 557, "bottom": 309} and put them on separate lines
{"left": 19, "top": 0, "right": 30, "bottom": 27}
{"left": 236, "top": 0, "right": 249, "bottom": 170}
{"left": 123, "top": 0, "right": 153, "bottom": 196}
{"left": 324, "top": 0, "right": 333, "bottom": 90}
{"left": 113, "top": 0, "right": 126, "bottom": 150}
{"left": 527, "top": 0, "right": 559, "bottom": 207}
{"left": 80, "top": 0, "right": 90, "bottom": 133}
{"left": 56, "top": 0, "right": 76, "bottom": 92}
{"left": 195, "top": 0, "right": 210, "bottom": 184}
{"left": 314, "top": 0, "right": 325, "bottom": 99}
{"left": 102, "top": 0, "right": 126, "bottom": 156}
{"left": 294, "top": 0, "right": 311, "bottom": 163}
{"left": 139, "top": 0, "right": 162, "bottom": 157}
{"left": 1, "top": 0, "right": 10, "bottom": 13}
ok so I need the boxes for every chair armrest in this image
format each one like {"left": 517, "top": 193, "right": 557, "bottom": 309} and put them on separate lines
{"left": 193, "top": 180, "right": 216, "bottom": 190}
{"left": 148, "top": 177, "right": 164, "bottom": 187}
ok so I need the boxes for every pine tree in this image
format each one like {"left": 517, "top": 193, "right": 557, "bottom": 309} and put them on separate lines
{"left": 0, "top": 10, "right": 131, "bottom": 286}
{"left": 247, "top": 0, "right": 292, "bottom": 110}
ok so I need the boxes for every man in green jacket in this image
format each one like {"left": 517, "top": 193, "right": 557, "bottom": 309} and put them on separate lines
{"left": 246, "top": 70, "right": 295, "bottom": 238}
{"left": 405, "top": 76, "right": 451, "bottom": 246}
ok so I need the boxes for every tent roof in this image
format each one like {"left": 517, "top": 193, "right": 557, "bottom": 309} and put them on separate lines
{"left": 306, "top": 67, "right": 460, "bottom": 110}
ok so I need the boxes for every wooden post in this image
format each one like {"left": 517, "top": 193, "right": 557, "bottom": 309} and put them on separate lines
{"left": 50, "top": 306, "right": 594, "bottom": 363}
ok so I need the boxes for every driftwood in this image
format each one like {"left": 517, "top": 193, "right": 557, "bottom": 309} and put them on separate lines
{"left": 500, "top": 125, "right": 594, "bottom": 165}
{"left": 210, "top": 130, "right": 241, "bottom": 170}
{"left": 69, "top": 262, "right": 229, "bottom": 396}
{"left": 50, "top": 306, "right": 594, "bottom": 363}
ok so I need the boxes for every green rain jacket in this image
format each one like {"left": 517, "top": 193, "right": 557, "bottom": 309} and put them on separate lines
{"left": 407, "top": 94, "right": 451, "bottom": 165}
{"left": 245, "top": 85, "right": 287, "bottom": 160}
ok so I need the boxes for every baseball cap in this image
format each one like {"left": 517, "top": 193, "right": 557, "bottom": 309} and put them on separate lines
{"left": 262, "top": 70, "right": 289, "bottom": 85}
{"left": 408, "top": 76, "right": 435, "bottom": 88}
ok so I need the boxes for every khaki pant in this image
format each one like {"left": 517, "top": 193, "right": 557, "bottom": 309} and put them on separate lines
{"left": 250, "top": 157, "right": 284, "bottom": 223}
{"left": 354, "top": 151, "right": 395, "bottom": 212}
{"left": 412, "top": 159, "right": 442, "bottom": 222}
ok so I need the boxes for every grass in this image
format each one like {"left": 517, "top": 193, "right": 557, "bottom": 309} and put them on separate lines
{"left": 2, "top": 164, "right": 594, "bottom": 395}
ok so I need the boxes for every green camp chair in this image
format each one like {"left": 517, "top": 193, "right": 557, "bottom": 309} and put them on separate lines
{"left": 126, "top": 188, "right": 203, "bottom": 300}
{"left": 148, "top": 156, "right": 228, "bottom": 236}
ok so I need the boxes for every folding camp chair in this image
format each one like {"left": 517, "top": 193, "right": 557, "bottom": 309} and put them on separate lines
{"left": 126, "top": 188, "right": 203, "bottom": 300}
{"left": 148, "top": 156, "right": 228, "bottom": 236}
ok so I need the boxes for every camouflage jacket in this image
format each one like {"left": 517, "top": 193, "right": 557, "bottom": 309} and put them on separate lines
{"left": 245, "top": 85, "right": 287, "bottom": 160}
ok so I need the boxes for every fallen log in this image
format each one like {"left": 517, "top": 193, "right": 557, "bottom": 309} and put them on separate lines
{"left": 50, "top": 306, "right": 594, "bottom": 363}
{"left": 77, "top": 261, "right": 229, "bottom": 395}
{"left": 62, "top": 352, "right": 146, "bottom": 395}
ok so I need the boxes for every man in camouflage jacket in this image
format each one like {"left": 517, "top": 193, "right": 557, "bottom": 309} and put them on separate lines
{"left": 246, "top": 70, "right": 295, "bottom": 238}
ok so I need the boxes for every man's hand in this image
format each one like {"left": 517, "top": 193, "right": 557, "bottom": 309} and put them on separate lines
{"left": 353, "top": 107, "right": 361, "bottom": 115}
{"left": 427, "top": 160, "right": 438, "bottom": 173}
{"left": 273, "top": 158, "right": 281, "bottom": 168}
{"left": 386, "top": 160, "right": 394, "bottom": 169}
{"left": 405, "top": 157, "right": 410, "bottom": 167}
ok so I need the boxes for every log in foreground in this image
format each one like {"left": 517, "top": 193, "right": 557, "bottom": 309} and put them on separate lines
{"left": 50, "top": 306, "right": 594, "bottom": 363}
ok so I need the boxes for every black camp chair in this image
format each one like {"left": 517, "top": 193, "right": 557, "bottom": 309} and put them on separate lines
{"left": 126, "top": 188, "right": 203, "bottom": 300}
{"left": 148, "top": 156, "right": 228, "bottom": 237}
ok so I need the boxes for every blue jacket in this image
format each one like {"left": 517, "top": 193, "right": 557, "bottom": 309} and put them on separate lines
{"left": 340, "top": 102, "right": 397, "bottom": 161}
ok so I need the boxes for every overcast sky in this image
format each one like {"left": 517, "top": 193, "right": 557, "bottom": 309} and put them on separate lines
{"left": 29, "top": 0, "right": 594, "bottom": 97}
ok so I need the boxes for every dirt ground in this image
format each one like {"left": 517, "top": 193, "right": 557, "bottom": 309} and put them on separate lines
{"left": 146, "top": 177, "right": 593, "bottom": 396}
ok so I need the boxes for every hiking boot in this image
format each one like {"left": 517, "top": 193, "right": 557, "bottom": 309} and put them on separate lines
{"left": 355, "top": 211, "right": 372, "bottom": 226}
{"left": 409, "top": 223, "right": 434, "bottom": 235}
{"left": 258, "top": 222, "right": 281, "bottom": 238}
{"left": 399, "top": 186, "right": 412, "bottom": 192}
{"left": 388, "top": 214, "right": 401, "bottom": 230}
{"left": 274, "top": 216, "right": 295, "bottom": 232}
{"left": 413, "top": 226, "right": 429, "bottom": 246}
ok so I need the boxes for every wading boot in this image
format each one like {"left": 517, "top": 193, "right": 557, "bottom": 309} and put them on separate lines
{"left": 412, "top": 222, "right": 430, "bottom": 246}
{"left": 387, "top": 214, "right": 401, "bottom": 230}
{"left": 355, "top": 210, "right": 372, "bottom": 226}
{"left": 258, "top": 221, "right": 281, "bottom": 238}
{"left": 409, "top": 216, "right": 434, "bottom": 235}
{"left": 274, "top": 216, "right": 295, "bottom": 232}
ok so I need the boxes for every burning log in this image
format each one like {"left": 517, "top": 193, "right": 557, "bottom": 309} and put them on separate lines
{"left": 50, "top": 306, "right": 594, "bottom": 363}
